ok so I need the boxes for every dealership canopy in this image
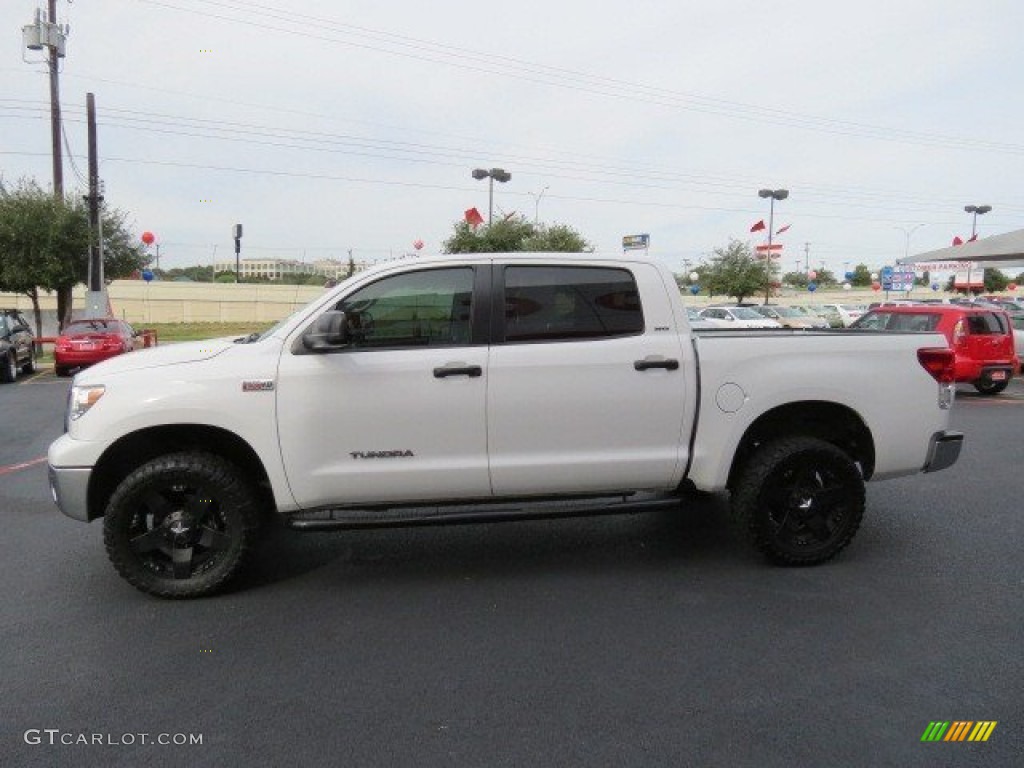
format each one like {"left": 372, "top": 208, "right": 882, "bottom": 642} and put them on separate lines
{"left": 914, "top": 228, "right": 1024, "bottom": 268}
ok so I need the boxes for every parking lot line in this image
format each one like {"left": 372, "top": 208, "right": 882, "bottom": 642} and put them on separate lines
{"left": 0, "top": 456, "right": 46, "bottom": 476}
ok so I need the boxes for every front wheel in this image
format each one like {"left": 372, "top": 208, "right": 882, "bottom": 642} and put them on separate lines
{"left": 21, "top": 351, "right": 36, "bottom": 374}
{"left": 103, "top": 452, "right": 263, "bottom": 598}
{"left": 973, "top": 379, "right": 1008, "bottom": 395}
{"left": 731, "top": 437, "right": 865, "bottom": 565}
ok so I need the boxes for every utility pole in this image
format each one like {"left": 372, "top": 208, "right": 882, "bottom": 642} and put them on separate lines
{"left": 22, "top": 1, "right": 68, "bottom": 199}
{"left": 804, "top": 242, "right": 811, "bottom": 273}
{"left": 82, "top": 93, "right": 108, "bottom": 319}
{"left": 46, "top": 0, "right": 62, "bottom": 199}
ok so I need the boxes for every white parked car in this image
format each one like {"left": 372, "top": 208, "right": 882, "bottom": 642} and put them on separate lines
{"left": 818, "top": 303, "right": 867, "bottom": 328}
{"left": 698, "top": 305, "right": 782, "bottom": 329}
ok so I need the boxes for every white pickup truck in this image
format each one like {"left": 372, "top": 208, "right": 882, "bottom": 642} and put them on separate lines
{"left": 48, "top": 253, "right": 963, "bottom": 598}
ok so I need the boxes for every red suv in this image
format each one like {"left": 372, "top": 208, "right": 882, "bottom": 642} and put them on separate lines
{"left": 851, "top": 305, "right": 1019, "bottom": 395}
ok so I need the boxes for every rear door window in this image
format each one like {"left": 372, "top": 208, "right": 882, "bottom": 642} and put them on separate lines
{"left": 502, "top": 266, "right": 644, "bottom": 342}
{"left": 965, "top": 313, "right": 1007, "bottom": 335}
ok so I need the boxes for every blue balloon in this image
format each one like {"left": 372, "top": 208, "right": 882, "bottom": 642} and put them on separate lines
{"left": 807, "top": 282, "right": 818, "bottom": 292}
{"left": 142, "top": 270, "right": 154, "bottom": 282}
{"left": 931, "top": 283, "right": 940, "bottom": 291}
{"left": 844, "top": 271, "right": 854, "bottom": 281}
{"left": 689, "top": 285, "right": 700, "bottom": 295}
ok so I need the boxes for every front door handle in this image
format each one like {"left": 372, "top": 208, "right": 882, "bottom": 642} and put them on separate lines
{"left": 634, "top": 357, "right": 679, "bottom": 371}
{"left": 434, "top": 364, "right": 483, "bottom": 378}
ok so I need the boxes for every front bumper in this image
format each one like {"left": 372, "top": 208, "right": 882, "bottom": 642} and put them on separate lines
{"left": 48, "top": 464, "right": 93, "bottom": 522}
{"left": 922, "top": 431, "right": 964, "bottom": 474}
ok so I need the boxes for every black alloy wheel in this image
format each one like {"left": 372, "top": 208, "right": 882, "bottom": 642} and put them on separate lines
{"left": 103, "top": 452, "right": 262, "bottom": 598}
{"left": 731, "top": 436, "right": 865, "bottom": 565}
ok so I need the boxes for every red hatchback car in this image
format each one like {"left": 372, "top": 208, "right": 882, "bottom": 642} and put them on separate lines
{"left": 851, "top": 305, "right": 1019, "bottom": 394}
{"left": 54, "top": 318, "right": 138, "bottom": 377}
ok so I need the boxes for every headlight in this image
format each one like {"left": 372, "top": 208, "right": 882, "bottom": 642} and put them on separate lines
{"left": 69, "top": 384, "right": 106, "bottom": 422}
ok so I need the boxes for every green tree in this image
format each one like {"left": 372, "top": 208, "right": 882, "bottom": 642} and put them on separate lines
{"left": 850, "top": 264, "right": 873, "bottom": 287}
{"left": 700, "top": 240, "right": 771, "bottom": 304}
{"left": 783, "top": 271, "right": 809, "bottom": 288}
{"left": 443, "top": 215, "right": 590, "bottom": 254}
{"left": 983, "top": 268, "right": 1009, "bottom": 293}
{"left": 0, "top": 178, "right": 147, "bottom": 331}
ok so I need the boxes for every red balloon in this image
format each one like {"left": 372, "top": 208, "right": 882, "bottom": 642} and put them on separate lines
{"left": 141, "top": 231, "right": 155, "bottom": 245}
{"left": 413, "top": 239, "right": 424, "bottom": 250}
{"left": 1008, "top": 283, "right": 1018, "bottom": 291}
{"left": 871, "top": 282, "right": 881, "bottom": 291}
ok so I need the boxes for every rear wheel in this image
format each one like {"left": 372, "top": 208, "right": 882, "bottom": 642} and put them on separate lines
{"left": 21, "top": 350, "right": 36, "bottom": 374}
{"left": 54, "top": 365, "right": 71, "bottom": 377}
{"left": 0, "top": 352, "right": 16, "bottom": 383}
{"left": 103, "top": 452, "right": 263, "bottom": 598}
{"left": 731, "top": 436, "right": 865, "bottom": 565}
{"left": 973, "top": 379, "right": 1008, "bottom": 395}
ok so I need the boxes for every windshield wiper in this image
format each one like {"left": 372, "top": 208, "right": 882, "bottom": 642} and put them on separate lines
{"left": 233, "top": 332, "right": 262, "bottom": 344}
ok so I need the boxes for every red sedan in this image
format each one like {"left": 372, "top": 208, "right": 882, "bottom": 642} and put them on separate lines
{"left": 54, "top": 318, "right": 138, "bottom": 376}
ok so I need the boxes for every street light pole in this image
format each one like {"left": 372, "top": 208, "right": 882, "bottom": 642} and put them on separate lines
{"left": 893, "top": 223, "right": 925, "bottom": 262}
{"left": 472, "top": 168, "right": 512, "bottom": 224}
{"left": 529, "top": 185, "right": 549, "bottom": 224}
{"left": 758, "top": 188, "right": 789, "bottom": 304}
{"left": 963, "top": 205, "right": 991, "bottom": 295}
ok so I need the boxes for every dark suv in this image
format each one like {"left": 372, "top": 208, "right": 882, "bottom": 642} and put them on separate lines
{"left": 0, "top": 309, "right": 37, "bottom": 383}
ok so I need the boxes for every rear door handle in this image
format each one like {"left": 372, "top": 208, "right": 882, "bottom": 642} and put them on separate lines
{"left": 433, "top": 364, "right": 483, "bottom": 378}
{"left": 634, "top": 357, "right": 680, "bottom": 371}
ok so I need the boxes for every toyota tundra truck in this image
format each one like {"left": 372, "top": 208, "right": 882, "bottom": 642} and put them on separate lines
{"left": 48, "top": 253, "right": 964, "bottom": 598}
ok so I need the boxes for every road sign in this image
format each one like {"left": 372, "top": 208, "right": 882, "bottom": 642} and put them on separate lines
{"left": 882, "top": 270, "right": 916, "bottom": 291}
{"left": 622, "top": 234, "right": 650, "bottom": 251}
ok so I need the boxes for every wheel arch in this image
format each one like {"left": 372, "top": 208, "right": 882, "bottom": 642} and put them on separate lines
{"left": 87, "top": 424, "right": 274, "bottom": 521}
{"left": 726, "top": 401, "right": 875, "bottom": 491}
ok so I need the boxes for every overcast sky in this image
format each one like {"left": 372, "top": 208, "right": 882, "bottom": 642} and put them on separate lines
{"left": 3, "top": 0, "right": 1023, "bottom": 277}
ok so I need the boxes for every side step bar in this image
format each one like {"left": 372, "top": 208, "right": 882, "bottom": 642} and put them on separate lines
{"left": 285, "top": 494, "right": 683, "bottom": 531}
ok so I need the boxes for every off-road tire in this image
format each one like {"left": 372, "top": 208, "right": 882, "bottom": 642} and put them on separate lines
{"left": 103, "top": 451, "right": 263, "bottom": 598}
{"left": 972, "top": 379, "right": 1008, "bottom": 395}
{"left": 731, "top": 436, "right": 865, "bottom": 566}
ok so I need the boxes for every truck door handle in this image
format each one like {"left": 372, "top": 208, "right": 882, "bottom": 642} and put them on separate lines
{"left": 433, "top": 364, "right": 482, "bottom": 378}
{"left": 634, "top": 357, "right": 679, "bottom": 371}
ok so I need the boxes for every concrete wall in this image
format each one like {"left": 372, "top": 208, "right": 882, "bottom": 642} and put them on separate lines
{"left": 0, "top": 281, "right": 327, "bottom": 324}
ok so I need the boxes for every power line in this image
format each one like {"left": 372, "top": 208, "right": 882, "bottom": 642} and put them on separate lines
{"left": 139, "top": 0, "right": 1024, "bottom": 156}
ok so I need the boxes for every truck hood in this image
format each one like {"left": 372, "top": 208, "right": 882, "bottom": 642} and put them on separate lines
{"left": 73, "top": 337, "right": 236, "bottom": 382}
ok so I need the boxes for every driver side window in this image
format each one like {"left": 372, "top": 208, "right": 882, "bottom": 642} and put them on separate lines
{"left": 335, "top": 267, "right": 474, "bottom": 349}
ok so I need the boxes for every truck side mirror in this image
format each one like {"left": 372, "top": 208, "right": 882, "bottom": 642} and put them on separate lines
{"left": 302, "top": 310, "right": 350, "bottom": 351}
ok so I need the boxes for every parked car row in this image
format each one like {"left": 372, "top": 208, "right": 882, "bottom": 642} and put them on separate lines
{"left": 0, "top": 313, "right": 142, "bottom": 382}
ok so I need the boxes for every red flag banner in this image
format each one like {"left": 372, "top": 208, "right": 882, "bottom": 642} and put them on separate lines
{"left": 750, "top": 219, "right": 766, "bottom": 232}
{"left": 776, "top": 224, "right": 791, "bottom": 235}
{"left": 465, "top": 207, "right": 484, "bottom": 228}
{"left": 952, "top": 236, "right": 964, "bottom": 246}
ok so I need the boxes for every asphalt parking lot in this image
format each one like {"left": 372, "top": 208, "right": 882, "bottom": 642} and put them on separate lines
{"left": 1, "top": 368, "right": 1021, "bottom": 767}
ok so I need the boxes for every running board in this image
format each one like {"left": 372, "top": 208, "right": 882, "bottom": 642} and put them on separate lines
{"left": 285, "top": 494, "right": 682, "bottom": 531}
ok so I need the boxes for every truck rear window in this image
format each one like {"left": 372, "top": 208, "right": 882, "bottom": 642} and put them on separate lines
{"left": 502, "top": 266, "right": 644, "bottom": 342}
